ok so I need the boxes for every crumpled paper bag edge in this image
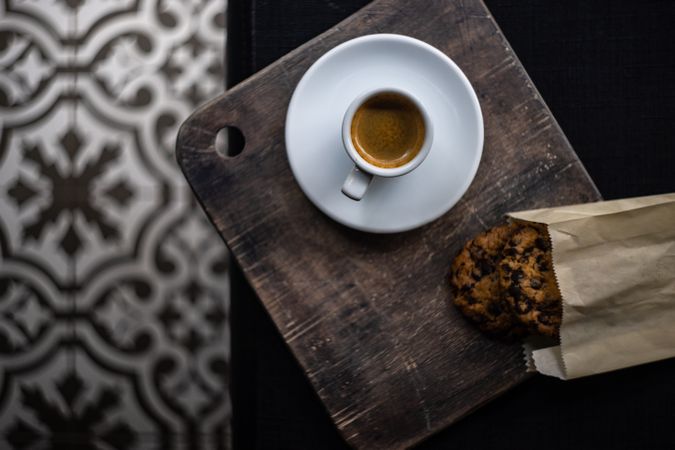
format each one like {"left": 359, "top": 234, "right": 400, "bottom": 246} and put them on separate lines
{"left": 509, "top": 193, "right": 675, "bottom": 380}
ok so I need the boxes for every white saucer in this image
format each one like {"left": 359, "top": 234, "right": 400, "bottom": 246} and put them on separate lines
{"left": 285, "top": 34, "right": 483, "bottom": 233}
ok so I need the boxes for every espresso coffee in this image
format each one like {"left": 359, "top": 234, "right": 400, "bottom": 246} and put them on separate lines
{"left": 350, "top": 92, "right": 426, "bottom": 168}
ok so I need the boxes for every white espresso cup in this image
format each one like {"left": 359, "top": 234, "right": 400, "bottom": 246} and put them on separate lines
{"left": 341, "top": 87, "right": 434, "bottom": 201}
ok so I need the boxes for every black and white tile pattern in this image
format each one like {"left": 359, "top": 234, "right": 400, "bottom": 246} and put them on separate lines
{"left": 0, "top": 0, "right": 230, "bottom": 448}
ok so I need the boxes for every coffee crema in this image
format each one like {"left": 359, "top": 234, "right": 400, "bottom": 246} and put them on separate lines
{"left": 350, "top": 92, "right": 426, "bottom": 169}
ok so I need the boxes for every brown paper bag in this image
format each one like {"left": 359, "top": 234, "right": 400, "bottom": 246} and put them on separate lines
{"left": 508, "top": 193, "right": 675, "bottom": 379}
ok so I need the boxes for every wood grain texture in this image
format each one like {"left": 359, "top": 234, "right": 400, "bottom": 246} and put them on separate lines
{"left": 177, "top": 0, "right": 601, "bottom": 448}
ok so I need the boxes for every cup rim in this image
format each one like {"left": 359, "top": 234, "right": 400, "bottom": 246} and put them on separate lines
{"left": 341, "top": 87, "right": 434, "bottom": 178}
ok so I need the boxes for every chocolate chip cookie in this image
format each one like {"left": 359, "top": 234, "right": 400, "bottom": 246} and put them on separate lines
{"left": 498, "top": 223, "right": 562, "bottom": 337}
{"left": 450, "top": 222, "right": 524, "bottom": 337}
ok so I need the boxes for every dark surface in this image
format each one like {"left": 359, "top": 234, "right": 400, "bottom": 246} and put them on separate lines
{"left": 226, "top": 0, "right": 675, "bottom": 449}
{"left": 181, "top": 0, "right": 600, "bottom": 446}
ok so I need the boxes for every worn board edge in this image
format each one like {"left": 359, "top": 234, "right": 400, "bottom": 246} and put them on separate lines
{"left": 176, "top": 0, "right": 602, "bottom": 448}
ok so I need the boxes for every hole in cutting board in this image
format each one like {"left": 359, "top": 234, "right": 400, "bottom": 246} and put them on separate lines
{"left": 214, "top": 125, "right": 245, "bottom": 157}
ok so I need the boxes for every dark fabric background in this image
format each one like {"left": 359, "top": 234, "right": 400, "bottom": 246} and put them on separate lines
{"left": 227, "top": 1, "right": 675, "bottom": 449}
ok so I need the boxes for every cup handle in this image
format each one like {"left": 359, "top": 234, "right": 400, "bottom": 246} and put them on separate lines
{"left": 341, "top": 166, "right": 373, "bottom": 201}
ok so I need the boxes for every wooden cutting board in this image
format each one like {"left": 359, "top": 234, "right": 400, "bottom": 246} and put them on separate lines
{"left": 176, "top": 0, "right": 601, "bottom": 448}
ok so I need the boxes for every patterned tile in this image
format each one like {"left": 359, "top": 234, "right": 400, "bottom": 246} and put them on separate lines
{"left": 0, "top": 0, "right": 230, "bottom": 448}
{"left": 1, "top": 339, "right": 165, "bottom": 450}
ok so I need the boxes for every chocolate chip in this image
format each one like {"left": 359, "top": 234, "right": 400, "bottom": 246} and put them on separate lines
{"left": 473, "top": 314, "right": 486, "bottom": 323}
{"left": 524, "top": 246, "right": 534, "bottom": 255}
{"left": 535, "top": 237, "right": 549, "bottom": 251}
{"left": 530, "top": 278, "right": 542, "bottom": 289}
{"left": 477, "top": 259, "right": 494, "bottom": 276}
{"left": 510, "top": 269, "right": 524, "bottom": 283}
{"left": 537, "top": 261, "right": 549, "bottom": 272}
{"left": 487, "top": 302, "right": 502, "bottom": 316}
{"left": 500, "top": 263, "right": 511, "bottom": 273}
{"left": 537, "top": 312, "right": 553, "bottom": 324}
{"left": 542, "top": 297, "right": 561, "bottom": 307}
{"left": 503, "top": 247, "right": 516, "bottom": 257}
{"left": 508, "top": 285, "right": 521, "bottom": 300}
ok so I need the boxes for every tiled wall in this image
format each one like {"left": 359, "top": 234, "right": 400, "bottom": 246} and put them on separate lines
{"left": 0, "top": 0, "right": 231, "bottom": 448}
